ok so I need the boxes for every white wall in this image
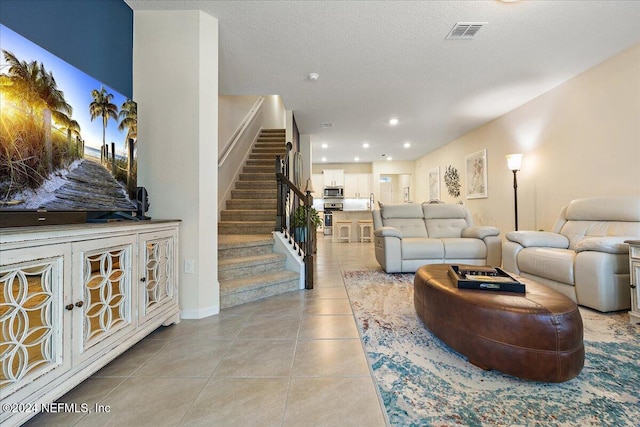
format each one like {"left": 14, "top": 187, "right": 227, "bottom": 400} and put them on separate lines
{"left": 133, "top": 10, "right": 219, "bottom": 318}
{"left": 415, "top": 43, "right": 640, "bottom": 232}
{"left": 218, "top": 95, "right": 260, "bottom": 153}
{"left": 262, "top": 95, "right": 286, "bottom": 129}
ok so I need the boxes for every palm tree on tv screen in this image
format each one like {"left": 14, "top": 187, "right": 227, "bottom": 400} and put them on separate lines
{"left": 58, "top": 115, "right": 82, "bottom": 157}
{"left": 89, "top": 86, "right": 118, "bottom": 164}
{"left": 1, "top": 50, "right": 79, "bottom": 195}
{"left": 118, "top": 98, "right": 137, "bottom": 151}
{"left": 118, "top": 98, "right": 137, "bottom": 196}
{"left": 1, "top": 50, "right": 73, "bottom": 123}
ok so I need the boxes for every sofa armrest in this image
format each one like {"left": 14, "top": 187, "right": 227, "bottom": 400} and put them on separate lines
{"left": 374, "top": 226, "right": 403, "bottom": 239}
{"left": 505, "top": 231, "right": 569, "bottom": 249}
{"left": 574, "top": 236, "right": 634, "bottom": 254}
{"left": 462, "top": 226, "right": 500, "bottom": 240}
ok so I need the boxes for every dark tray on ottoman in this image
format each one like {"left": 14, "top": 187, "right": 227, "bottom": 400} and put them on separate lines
{"left": 448, "top": 265, "right": 526, "bottom": 293}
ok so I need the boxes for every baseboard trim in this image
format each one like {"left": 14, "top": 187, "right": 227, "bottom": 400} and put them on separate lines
{"left": 180, "top": 304, "right": 220, "bottom": 319}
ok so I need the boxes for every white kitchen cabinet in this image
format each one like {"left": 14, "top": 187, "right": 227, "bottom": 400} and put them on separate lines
{"left": 311, "top": 173, "right": 324, "bottom": 197}
{"left": 323, "top": 169, "right": 344, "bottom": 187}
{"left": 345, "top": 174, "right": 372, "bottom": 198}
{"left": 0, "top": 221, "right": 180, "bottom": 427}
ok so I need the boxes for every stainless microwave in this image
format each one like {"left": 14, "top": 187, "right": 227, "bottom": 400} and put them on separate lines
{"left": 323, "top": 186, "right": 344, "bottom": 198}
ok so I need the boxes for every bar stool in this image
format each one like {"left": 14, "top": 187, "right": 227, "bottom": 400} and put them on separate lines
{"left": 358, "top": 220, "right": 374, "bottom": 243}
{"left": 333, "top": 220, "right": 352, "bottom": 243}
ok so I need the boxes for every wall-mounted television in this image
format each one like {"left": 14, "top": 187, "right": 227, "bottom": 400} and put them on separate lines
{"left": 0, "top": 24, "right": 137, "bottom": 226}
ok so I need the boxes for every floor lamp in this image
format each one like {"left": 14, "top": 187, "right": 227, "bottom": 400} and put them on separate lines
{"left": 506, "top": 154, "right": 523, "bottom": 231}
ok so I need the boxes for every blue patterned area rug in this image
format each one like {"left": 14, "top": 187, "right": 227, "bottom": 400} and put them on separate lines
{"left": 343, "top": 271, "right": 640, "bottom": 427}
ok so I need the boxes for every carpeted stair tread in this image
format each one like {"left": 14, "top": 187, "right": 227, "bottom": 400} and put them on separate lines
{"left": 220, "top": 270, "right": 299, "bottom": 295}
{"left": 219, "top": 270, "right": 299, "bottom": 308}
{"left": 239, "top": 173, "right": 276, "bottom": 181}
{"left": 255, "top": 142, "right": 285, "bottom": 147}
{"left": 218, "top": 234, "right": 273, "bottom": 246}
{"left": 218, "top": 220, "right": 275, "bottom": 225}
{"left": 235, "top": 181, "right": 276, "bottom": 189}
{"left": 243, "top": 165, "right": 275, "bottom": 173}
{"left": 218, "top": 235, "right": 274, "bottom": 259}
{"left": 231, "top": 189, "right": 277, "bottom": 199}
{"left": 249, "top": 148, "right": 282, "bottom": 152}
{"left": 218, "top": 252, "right": 287, "bottom": 280}
{"left": 218, "top": 252, "right": 286, "bottom": 269}
{"left": 249, "top": 153, "right": 283, "bottom": 159}
{"left": 218, "top": 222, "right": 275, "bottom": 235}
{"left": 246, "top": 158, "right": 276, "bottom": 165}
{"left": 220, "top": 210, "right": 277, "bottom": 221}
{"left": 226, "top": 199, "right": 277, "bottom": 209}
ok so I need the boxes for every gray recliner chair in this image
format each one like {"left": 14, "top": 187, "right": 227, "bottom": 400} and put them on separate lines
{"left": 502, "top": 196, "right": 640, "bottom": 312}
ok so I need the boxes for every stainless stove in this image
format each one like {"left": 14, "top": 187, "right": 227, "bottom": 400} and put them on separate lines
{"left": 323, "top": 202, "right": 343, "bottom": 235}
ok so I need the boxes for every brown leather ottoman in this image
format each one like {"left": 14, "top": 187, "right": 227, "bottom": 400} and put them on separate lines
{"left": 414, "top": 264, "right": 584, "bottom": 382}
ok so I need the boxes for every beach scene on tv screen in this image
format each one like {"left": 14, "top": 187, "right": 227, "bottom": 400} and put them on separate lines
{"left": 0, "top": 24, "right": 137, "bottom": 212}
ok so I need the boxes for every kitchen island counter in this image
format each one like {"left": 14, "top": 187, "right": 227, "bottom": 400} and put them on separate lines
{"left": 332, "top": 210, "right": 373, "bottom": 242}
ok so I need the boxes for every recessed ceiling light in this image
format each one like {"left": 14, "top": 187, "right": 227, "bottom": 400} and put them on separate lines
{"left": 308, "top": 72, "right": 319, "bottom": 81}
{"left": 363, "top": 143, "right": 370, "bottom": 148}
{"left": 403, "top": 142, "right": 411, "bottom": 148}
{"left": 354, "top": 157, "right": 360, "bottom": 162}
{"left": 321, "top": 157, "right": 327, "bottom": 162}
{"left": 387, "top": 157, "right": 393, "bottom": 161}
{"left": 389, "top": 118, "right": 399, "bottom": 126}
{"left": 321, "top": 143, "right": 328, "bottom": 149}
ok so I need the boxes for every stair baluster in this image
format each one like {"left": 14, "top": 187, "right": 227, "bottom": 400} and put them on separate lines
{"left": 276, "top": 150, "right": 315, "bottom": 290}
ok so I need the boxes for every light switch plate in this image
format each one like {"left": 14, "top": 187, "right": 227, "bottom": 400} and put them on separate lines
{"left": 184, "top": 259, "right": 195, "bottom": 274}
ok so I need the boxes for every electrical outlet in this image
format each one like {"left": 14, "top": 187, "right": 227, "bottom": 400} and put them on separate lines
{"left": 184, "top": 259, "right": 195, "bottom": 274}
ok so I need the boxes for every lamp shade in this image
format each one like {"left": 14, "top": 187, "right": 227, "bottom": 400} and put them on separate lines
{"left": 304, "top": 178, "right": 315, "bottom": 193}
{"left": 506, "top": 154, "right": 523, "bottom": 171}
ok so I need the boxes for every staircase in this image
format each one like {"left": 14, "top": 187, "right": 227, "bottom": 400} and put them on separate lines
{"left": 218, "top": 129, "right": 299, "bottom": 309}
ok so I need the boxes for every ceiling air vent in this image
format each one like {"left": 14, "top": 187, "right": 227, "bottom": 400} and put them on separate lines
{"left": 446, "top": 22, "right": 487, "bottom": 40}
{"left": 321, "top": 122, "right": 334, "bottom": 128}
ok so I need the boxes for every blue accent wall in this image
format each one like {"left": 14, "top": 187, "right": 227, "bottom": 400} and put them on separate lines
{"left": 0, "top": 0, "right": 133, "bottom": 97}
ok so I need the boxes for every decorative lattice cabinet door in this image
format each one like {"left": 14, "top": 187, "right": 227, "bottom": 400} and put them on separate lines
{"left": 71, "top": 235, "right": 136, "bottom": 365}
{"left": 0, "top": 221, "right": 180, "bottom": 426}
{"left": 138, "top": 229, "right": 177, "bottom": 327}
{"left": 0, "top": 244, "right": 71, "bottom": 412}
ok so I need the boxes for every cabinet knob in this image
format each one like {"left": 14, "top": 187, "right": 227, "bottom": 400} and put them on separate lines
{"left": 140, "top": 277, "right": 147, "bottom": 282}
{"left": 632, "top": 284, "right": 637, "bottom": 289}
{"left": 65, "top": 304, "right": 74, "bottom": 311}
{"left": 75, "top": 301, "right": 84, "bottom": 308}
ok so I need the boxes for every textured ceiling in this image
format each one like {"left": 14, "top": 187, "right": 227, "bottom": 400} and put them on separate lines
{"left": 125, "top": 0, "right": 640, "bottom": 164}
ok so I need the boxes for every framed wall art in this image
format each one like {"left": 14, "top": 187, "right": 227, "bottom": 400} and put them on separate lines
{"left": 444, "top": 165, "right": 460, "bottom": 199}
{"left": 465, "top": 149, "right": 488, "bottom": 199}
{"left": 427, "top": 166, "right": 440, "bottom": 201}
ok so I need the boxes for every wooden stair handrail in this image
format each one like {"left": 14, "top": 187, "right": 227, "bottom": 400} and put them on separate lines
{"left": 275, "top": 148, "right": 314, "bottom": 289}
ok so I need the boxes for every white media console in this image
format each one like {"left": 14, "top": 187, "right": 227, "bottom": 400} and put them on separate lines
{"left": 0, "top": 220, "right": 181, "bottom": 426}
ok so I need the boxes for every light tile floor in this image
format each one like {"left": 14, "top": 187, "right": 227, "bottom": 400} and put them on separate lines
{"left": 25, "top": 235, "right": 388, "bottom": 427}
